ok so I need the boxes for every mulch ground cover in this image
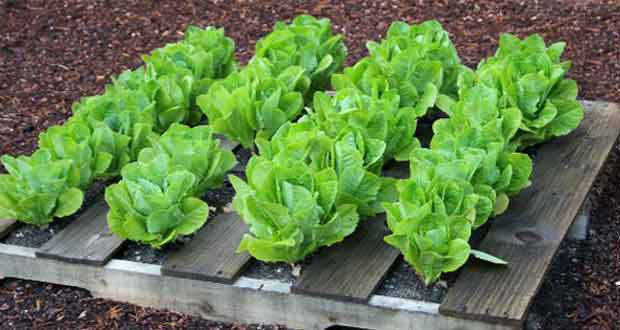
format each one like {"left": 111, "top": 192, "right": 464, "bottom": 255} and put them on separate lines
{"left": 1, "top": 0, "right": 619, "bottom": 329}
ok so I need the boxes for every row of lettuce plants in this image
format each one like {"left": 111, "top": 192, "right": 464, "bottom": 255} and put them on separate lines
{"left": 0, "top": 26, "right": 236, "bottom": 226}
{"left": 381, "top": 31, "right": 584, "bottom": 284}
{"left": 103, "top": 16, "right": 348, "bottom": 247}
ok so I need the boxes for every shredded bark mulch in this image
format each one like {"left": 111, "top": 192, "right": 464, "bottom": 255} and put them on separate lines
{"left": 1, "top": 0, "right": 620, "bottom": 329}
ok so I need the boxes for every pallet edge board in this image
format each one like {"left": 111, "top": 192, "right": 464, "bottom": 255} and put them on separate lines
{"left": 161, "top": 211, "right": 252, "bottom": 284}
{"left": 0, "top": 243, "right": 519, "bottom": 330}
{"left": 34, "top": 200, "right": 125, "bottom": 266}
{"left": 439, "top": 101, "right": 620, "bottom": 325}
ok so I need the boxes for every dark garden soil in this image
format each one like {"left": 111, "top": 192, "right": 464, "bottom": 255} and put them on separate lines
{"left": 1, "top": 0, "right": 620, "bottom": 329}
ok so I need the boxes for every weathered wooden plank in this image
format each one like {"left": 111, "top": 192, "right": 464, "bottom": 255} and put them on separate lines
{"left": 0, "top": 220, "right": 17, "bottom": 239}
{"left": 216, "top": 134, "right": 239, "bottom": 151}
{"left": 35, "top": 200, "right": 124, "bottom": 266}
{"left": 290, "top": 160, "right": 411, "bottom": 303}
{"left": 161, "top": 211, "right": 251, "bottom": 284}
{"left": 0, "top": 243, "right": 518, "bottom": 330}
{"left": 440, "top": 101, "right": 620, "bottom": 326}
{"left": 292, "top": 214, "right": 399, "bottom": 303}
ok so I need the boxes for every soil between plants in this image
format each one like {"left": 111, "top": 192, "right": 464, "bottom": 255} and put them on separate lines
{"left": 1, "top": 0, "right": 620, "bottom": 329}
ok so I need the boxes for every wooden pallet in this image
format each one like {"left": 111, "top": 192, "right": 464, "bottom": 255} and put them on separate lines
{"left": 0, "top": 101, "right": 618, "bottom": 330}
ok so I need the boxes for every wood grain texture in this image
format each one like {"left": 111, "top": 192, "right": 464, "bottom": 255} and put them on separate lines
{"left": 161, "top": 211, "right": 251, "bottom": 284}
{"left": 290, "top": 156, "right": 413, "bottom": 303}
{"left": 0, "top": 243, "right": 518, "bottom": 330}
{"left": 440, "top": 101, "right": 620, "bottom": 326}
{"left": 35, "top": 200, "right": 124, "bottom": 266}
{"left": 0, "top": 220, "right": 17, "bottom": 239}
{"left": 291, "top": 214, "right": 400, "bottom": 303}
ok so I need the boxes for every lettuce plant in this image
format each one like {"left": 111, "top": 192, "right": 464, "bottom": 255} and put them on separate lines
{"left": 383, "top": 146, "right": 498, "bottom": 285}
{"left": 255, "top": 15, "right": 347, "bottom": 98}
{"left": 309, "top": 88, "right": 419, "bottom": 164}
{"left": 105, "top": 125, "right": 236, "bottom": 248}
{"left": 0, "top": 150, "right": 84, "bottom": 226}
{"left": 332, "top": 20, "right": 463, "bottom": 117}
{"left": 114, "top": 26, "right": 237, "bottom": 131}
{"left": 431, "top": 84, "right": 533, "bottom": 214}
{"left": 465, "top": 33, "right": 584, "bottom": 148}
{"left": 256, "top": 121, "right": 395, "bottom": 217}
{"left": 197, "top": 59, "right": 305, "bottom": 148}
{"left": 231, "top": 118, "right": 398, "bottom": 262}
{"left": 230, "top": 156, "right": 359, "bottom": 262}
{"left": 367, "top": 20, "right": 463, "bottom": 99}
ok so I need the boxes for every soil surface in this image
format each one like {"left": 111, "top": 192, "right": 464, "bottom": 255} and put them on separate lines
{"left": 1, "top": 0, "right": 620, "bottom": 329}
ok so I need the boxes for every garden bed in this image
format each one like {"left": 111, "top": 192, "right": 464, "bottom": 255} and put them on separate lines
{"left": 2, "top": 2, "right": 620, "bottom": 330}
{"left": 1, "top": 100, "right": 617, "bottom": 330}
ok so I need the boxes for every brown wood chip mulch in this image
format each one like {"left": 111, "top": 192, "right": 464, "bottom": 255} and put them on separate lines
{"left": 1, "top": 1, "right": 619, "bottom": 329}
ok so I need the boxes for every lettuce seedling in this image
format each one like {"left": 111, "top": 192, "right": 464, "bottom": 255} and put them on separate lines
{"left": 104, "top": 125, "right": 236, "bottom": 248}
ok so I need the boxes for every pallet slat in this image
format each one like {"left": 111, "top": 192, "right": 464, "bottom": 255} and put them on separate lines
{"left": 292, "top": 215, "right": 399, "bottom": 303}
{"left": 216, "top": 135, "right": 239, "bottom": 151}
{"left": 35, "top": 200, "right": 124, "bottom": 266}
{"left": 161, "top": 211, "right": 251, "bottom": 284}
{"left": 291, "top": 163, "right": 409, "bottom": 303}
{"left": 440, "top": 101, "right": 620, "bottom": 326}
{"left": 0, "top": 220, "right": 17, "bottom": 239}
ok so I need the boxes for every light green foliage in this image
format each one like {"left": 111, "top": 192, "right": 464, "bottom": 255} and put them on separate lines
{"left": 0, "top": 150, "right": 84, "bottom": 226}
{"left": 197, "top": 59, "right": 305, "bottom": 148}
{"left": 465, "top": 33, "right": 584, "bottom": 147}
{"left": 333, "top": 20, "right": 463, "bottom": 116}
{"left": 115, "top": 26, "right": 237, "bottom": 131}
{"left": 255, "top": 15, "right": 347, "bottom": 98}
{"left": 1, "top": 25, "right": 236, "bottom": 226}
{"left": 431, "top": 85, "right": 533, "bottom": 200}
{"left": 308, "top": 88, "right": 419, "bottom": 164}
{"left": 230, "top": 157, "right": 359, "bottom": 262}
{"left": 256, "top": 121, "right": 395, "bottom": 217}
{"left": 104, "top": 125, "right": 236, "bottom": 248}
{"left": 231, "top": 119, "right": 398, "bottom": 262}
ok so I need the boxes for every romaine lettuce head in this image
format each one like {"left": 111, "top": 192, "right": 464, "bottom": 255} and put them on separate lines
{"left": 154, "top": 124, "right": 237, "bottom": 196}
{"left": 197, "top": 58, "right": 305, "bottom": 148}
{"left": 230, "top": 156, "right": 359, "bottom": 262}
{"left": 467, "top": 33, "right": 584, "bottom": 147}
{"left": 104, "top": 124, "right": 236, "bottom": 248}
{"left": 105, "top": 150, "right": 209, "bottom": 248}
{"left": 309, "top": 88, "right": 419, "bottom": 163}
{"left": 255, "top": 15, "right": 347, "bottom": 98}
{"left": 367, "top": 20, "right": 463, "bottom": 99}
{"left": 383, "top": 200, "right": 471, "bottom": 285}
{"left": 0, "top": 150, "right": 84, "bottom": 226}
{"left": 256, "top": 120, "right": 395, "bottom": 216}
